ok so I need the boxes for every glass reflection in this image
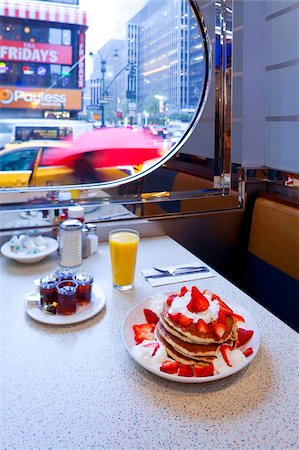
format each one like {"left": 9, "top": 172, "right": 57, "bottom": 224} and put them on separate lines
{"left": 0, "top": 0, "right": 207, "bottom": 188}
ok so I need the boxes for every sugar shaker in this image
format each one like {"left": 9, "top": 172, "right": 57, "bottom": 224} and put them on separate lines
{"left": 59, "top": 219, "right": 82, "bottom": 267}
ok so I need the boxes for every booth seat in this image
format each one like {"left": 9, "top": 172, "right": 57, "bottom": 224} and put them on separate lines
{"left": 244, "top": 196, "right": 299, "bottom": 331}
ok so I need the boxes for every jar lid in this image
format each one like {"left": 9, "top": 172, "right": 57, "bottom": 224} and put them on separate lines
{"left": 60, "top": 219, "right": 82, "bottom": 230}
{"left": 68, "top": 205, "right": 84, "bottom": 219}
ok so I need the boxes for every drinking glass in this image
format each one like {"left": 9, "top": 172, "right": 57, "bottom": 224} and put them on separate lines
{"left": 39, "top": 273, "right": 60, "bottom": 309}
{"left": 56, "top": 280, "right": 78, "bottom": 315}
{"left": 109, "top": 229, "right": 140, "bottom": 290}
{"left": 73, "top": 273, "right": 94, "bottom": 304}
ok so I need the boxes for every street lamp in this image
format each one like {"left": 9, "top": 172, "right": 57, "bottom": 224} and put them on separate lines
{"left": 89, "top": 49, "right": 118, "bottom": 127}
{"left": 99, "top": 49, "right": 118, "bottom": 127}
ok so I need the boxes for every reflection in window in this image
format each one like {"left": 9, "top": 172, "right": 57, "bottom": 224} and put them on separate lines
{"left": 0, "top": 149, "right": 38, "bottom": 171}
{"left": 0, "top": 0, "right": 208, "bottom": 189}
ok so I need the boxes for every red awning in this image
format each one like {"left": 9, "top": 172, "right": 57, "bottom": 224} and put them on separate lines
{"left": 0, "top": 0, "right": 87, "bottom": 26}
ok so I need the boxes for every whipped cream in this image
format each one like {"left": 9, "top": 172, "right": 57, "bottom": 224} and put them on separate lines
{"left": 168, "top": 290, "right": 220, "bottom": 324}
{"left": 213, "top": 348, "right": 246, "bottom": 374}
{"left": 132, "top": 340, "right": 168, "bottom": 368}
{"left": 149, "top": 294, "right": 168, "bottom": 317}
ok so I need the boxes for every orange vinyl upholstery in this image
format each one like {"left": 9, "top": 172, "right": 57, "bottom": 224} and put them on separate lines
{"left": 245, "top": 197, "right": 299, "bottom": 330}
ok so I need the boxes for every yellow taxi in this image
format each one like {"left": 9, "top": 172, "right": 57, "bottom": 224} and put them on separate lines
{"left": 0, "top": 140, "right": 137, "bottom": 188}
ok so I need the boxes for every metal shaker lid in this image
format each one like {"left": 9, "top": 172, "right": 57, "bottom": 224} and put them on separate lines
{"left": 60, "top": 219, "right": 82, "bottom": 231}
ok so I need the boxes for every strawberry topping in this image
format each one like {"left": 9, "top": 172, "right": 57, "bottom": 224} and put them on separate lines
{"left": 143, "top": 308, "right": 159, "bottom": 325}
{"left": 178, "top": 315, "right": 193, "bottom": 328}
{"left": 243, "top": 347, "right": 254, "bottom": 358}
{"left": 237, "top": 328, "right": 254, "bottom": 346}
{"left": 232, "top": 313, "right": 245, "bottom": 323}
{"left": 179, "top": 285, "right": 188, "bottom": 296}
{"left": 220, "top": 344, "right": 233, "bottom": 367}
{"left": 217, "top": 298, "right": 233, "bottom": 315}
{"left": 133, "top": 323, "right": 155, "bottom": 344}
{"left": 178, "top": 365, "right": 194, "bottom": 377}
{"left": 142, "top": 341, "right": 160, "bottom": 357}
{"left": 166, "top": 294, "right": 176, "bottom": 306}
{"left": 195, "top": 318, "right": 211, "bottom": 334}
{"left": 187, "top": 286, "right": 209, "bottom": 313}
{"left": 168, "top": 312, "right": 182, "bottom": 324}
{"left": 194, "top": 364, "right": 214, "bottom": 377}
{"left": 160, "top": 360, "right": 180, "bottom": 374}
{"left": 213, "top": 322, "right": 226, "bottom": 339}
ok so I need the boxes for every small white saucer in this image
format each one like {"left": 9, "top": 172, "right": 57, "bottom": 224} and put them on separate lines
{"left": 25, "top": 283, "right": 106, "bottom": 325}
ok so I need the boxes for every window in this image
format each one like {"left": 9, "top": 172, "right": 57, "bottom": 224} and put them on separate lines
{"left": 0, "top": 149, "right": 38, "bottom": 171}
{"left": 49, "top": 28, "right": 62, "bottom": 45}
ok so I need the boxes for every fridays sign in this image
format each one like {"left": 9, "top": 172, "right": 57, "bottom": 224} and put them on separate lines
{"left": 0, "top": 40, "right": 72, "bottom": 65}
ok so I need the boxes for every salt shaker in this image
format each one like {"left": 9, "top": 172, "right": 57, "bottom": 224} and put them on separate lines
{"left": 82, "top": 227, "right": 90, "bottom": 259}
{"left": 59, "top": 219, "right": 82, "bottom": 267}
{"left": 86, "top": 223, "right": 99, "bottom": 255}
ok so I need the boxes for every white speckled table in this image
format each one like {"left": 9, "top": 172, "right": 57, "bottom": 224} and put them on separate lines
{"left": 0, "top": 235, "right": 298, "bottom": 450}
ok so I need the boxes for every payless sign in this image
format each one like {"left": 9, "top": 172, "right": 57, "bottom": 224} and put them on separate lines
{"left": 0, "top": 87, "right": 82, "bottom": 111}
{"left": 0, "top": 40, "right": 72, "bottom": 64}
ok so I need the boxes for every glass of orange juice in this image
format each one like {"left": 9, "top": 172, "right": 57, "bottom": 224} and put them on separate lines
{"left": 109, "top": 229, "right": 140, "bottom": 290}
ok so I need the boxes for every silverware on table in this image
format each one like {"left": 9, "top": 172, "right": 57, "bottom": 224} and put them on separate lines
{"left": 144, "top": 266, "right": 209, "bottom": 279}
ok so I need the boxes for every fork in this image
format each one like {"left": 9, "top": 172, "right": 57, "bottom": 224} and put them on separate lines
{"left": 152, "top": 265, "right": 209, "bottom": 276}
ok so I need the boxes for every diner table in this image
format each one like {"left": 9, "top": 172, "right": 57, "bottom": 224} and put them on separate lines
{"left": 0, "top": 234, "right": 298, "bottom": 450}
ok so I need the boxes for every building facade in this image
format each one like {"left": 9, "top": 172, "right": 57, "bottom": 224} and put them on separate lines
{"left": 92, "top": 0, "right": 205, "bottom": 125}
{"left": 0, "top": 0, "right": 87, "bottom": 118}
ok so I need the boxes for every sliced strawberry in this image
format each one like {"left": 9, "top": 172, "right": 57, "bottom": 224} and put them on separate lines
{"left": 143, "top": 341, "right": 160, "bottom": 357}
{"left": 243, "top": 347, "right": 254, "bottom": 358}
{"left": 168, "top": 312, "right": 182, "bottom": 324}
{"left": 201, "top": 363, "right": 214, "bottom": 377}
{"left": 220, "top": 344, "right": 233, "bottom": 367}
{"left": 213, "top": 322, "right": 226, "bottom": 339}
{"left": 166, "top": 294, "right": 176, "bottom": 306}
{"left": 194, "top": 364, "right": 214, "bottom": 377}
{"left": 217, "top": 298, "right": 233, "bottom": 315}
{"left": 178, "top": 314, "right": 193, "bottom": 328}
{"left": 160, "top": 360, "right": 180, "bottom": 374}
{"left": 217, "top": 310, "right": 227, "bottom": 324}
{"left": 187, "top": 286, "right": 209, "bottom": 313}
{"left": 143, "top": 308, "right": 159, "bottom": 325}
{"left": 195, "top": 318, "right": 211, "bottom": 334}
{"left": 178, "top": 365, "right": 194, "bottom": 377}
{"left": 232, "top": 313, "right": 245, "bottom": 323}
{"left": 133, "top": 323, "right": 155, "bottom": 344}
{"left": 179, "top": 285, "right": 188, "bottom": 297}
{"left": 237, "top": 328, "right": 254, "bottom": 346}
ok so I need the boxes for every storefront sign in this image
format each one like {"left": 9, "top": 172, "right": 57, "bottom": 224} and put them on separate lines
{"left": 78, "top": 33, "right": 85, "bottom": 88}
{"left": 0, "top": 86, "right": 82, "bottom": 110}
{"left": 0, "top": 40, "right": 72, "bottom": 64}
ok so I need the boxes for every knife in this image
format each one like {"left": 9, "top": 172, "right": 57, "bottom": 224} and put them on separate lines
{"left": 144, "top": 268, "right": 209, "bottom": 279}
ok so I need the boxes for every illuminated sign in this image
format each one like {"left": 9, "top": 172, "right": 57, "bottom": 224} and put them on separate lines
{"left": 78, "top": 33, "right": 85, "bottom": 88}
{"left": 0, "top": 40, "right": 72, "bottom": 65}
{"left": 15, "top": 126, "right": 73, "bottom": 141}
{"left": 0, "top": 86, "right": 82, "bottom": 110}
{"left": 0, "top": 61, "right": 9, "bottom": 74}
{"left": 37, "top": 66, "right": 47, "bottom": 76}
{"left": 22, "top": 65, "right": 35, "bottom": 75}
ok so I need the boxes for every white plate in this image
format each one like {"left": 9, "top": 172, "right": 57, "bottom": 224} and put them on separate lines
{"left": 122, "top": 294, "right": 260, "bottom": 383}
{"left": 25, "top": 283, "right": 106, "bottom": 325}
{"left": 1, "top": 237, "right": 58, "bottom": 264}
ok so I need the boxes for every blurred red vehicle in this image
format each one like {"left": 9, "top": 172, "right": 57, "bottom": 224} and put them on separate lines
{"left": 43, "top": 127, "right": 165, "bottom": 183}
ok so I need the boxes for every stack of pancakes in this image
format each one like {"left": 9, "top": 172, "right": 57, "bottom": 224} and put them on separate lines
{"left": 156, "top": 302, "right": 238, "bottom": 366}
